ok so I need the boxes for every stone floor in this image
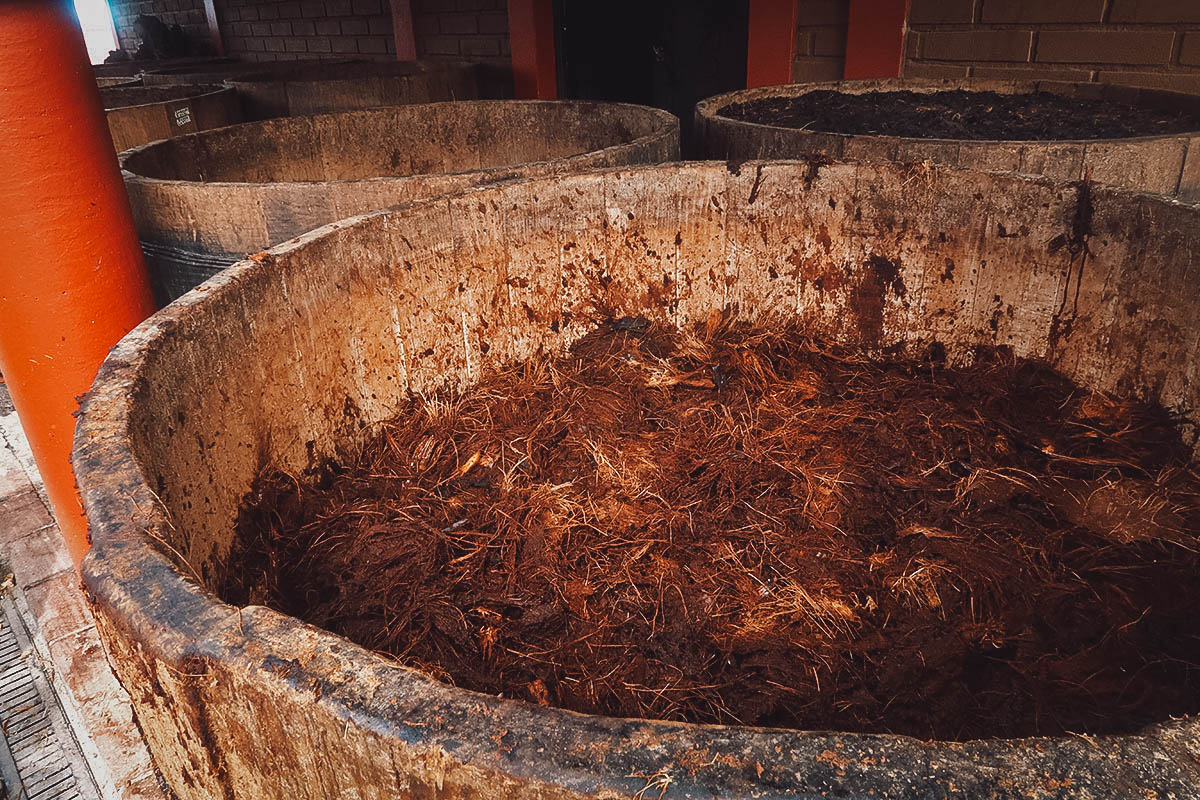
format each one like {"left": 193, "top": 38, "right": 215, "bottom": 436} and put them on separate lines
{"left": 0, "top": 587, "right": 98, "bottom": 799}
{"left": 0, "top": 382, "right": 163, "bottom": 800}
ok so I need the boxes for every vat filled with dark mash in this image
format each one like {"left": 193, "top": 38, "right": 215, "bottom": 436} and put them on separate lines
{"left": 697, "top": 79, "right": 1200, "bottom": 201}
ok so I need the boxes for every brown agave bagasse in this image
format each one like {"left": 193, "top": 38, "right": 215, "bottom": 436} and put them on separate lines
{"left": 77, "top": 161, "right": 1200, "bottom": 800}
{"left": 696, "top": 78, "right": 1200, "bottom": 202}
{"left": 229, "top": 314, "right": 1200, "bottom": 742}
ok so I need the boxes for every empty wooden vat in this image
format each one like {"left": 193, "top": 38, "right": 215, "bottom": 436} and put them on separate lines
{"left": 120, "top": 100, "right": 679, "bottom": 303}
{"left": 102, "top": 84, "right": 241, "bottom": 153}
{"left": 142, "top": 58, "right": 483, "bottom": 120}
{"left": 227, "top": 59, "right": 484, "bottom": 120}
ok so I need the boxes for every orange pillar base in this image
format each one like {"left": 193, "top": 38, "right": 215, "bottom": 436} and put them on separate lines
{"left": 0, "top": 1, "right": 157, "bottom": 565}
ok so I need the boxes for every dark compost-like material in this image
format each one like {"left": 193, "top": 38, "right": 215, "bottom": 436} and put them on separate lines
{"left": 231, "top": 317, "right": 1200, "bottom": 742}
{"left": 696, "top": 79, "right": 1200, "bottom": 201}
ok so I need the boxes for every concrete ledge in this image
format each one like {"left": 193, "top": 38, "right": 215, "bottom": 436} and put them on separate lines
{"left": 0, "top": 406, "right": 164, "bottom": 800}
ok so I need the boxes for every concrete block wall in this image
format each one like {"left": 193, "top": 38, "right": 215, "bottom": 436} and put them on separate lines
{"left": 108, "top": 0, "right": 212, "bottom": 55}
{"left": 411, "top": 0, "right": 510, "bottom": 66}
{"left": 214, "top": 0, "right": 398, "bottom": 61}
{"left": 904, "top": 0, "right": 1200, "bottom": 93}
{"left": 791, "top": 0, "right": 850, "bottom": 82}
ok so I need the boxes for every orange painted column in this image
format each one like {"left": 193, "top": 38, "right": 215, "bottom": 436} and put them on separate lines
{"left": 201, "top": 0, "right": 226, "bottom": 56}
{"left": 0, "top": 1, "right": 157, "bottom": 565}
{"left": 844, "top": 0, "right": 911, "bottom": 79}
{"left": 507, "top": 0, "right": 557, "bottom": 99}
{"left": 389, "top": 0, "right": 418, "bottom": 61}
{"left": 746, "top": 0, "right": 799, "bottom": 88}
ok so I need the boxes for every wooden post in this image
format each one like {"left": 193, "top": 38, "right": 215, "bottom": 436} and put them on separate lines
{"left": 844, "top": 0, "right": 910, "bottom": 79}
{"left": 507, "top": 0, "right": 556, "bottom": 99}
{"left": 0, "top": 0, "right": 157, "bottom": 564}
{"left": 389, "top": 0, "right": 418, "bottom": 61}
{"left": 201, "top": 0, "right": 224, "bottom": 55}
{"left": 746, "top": 0, "right": 798, "bottom": 88}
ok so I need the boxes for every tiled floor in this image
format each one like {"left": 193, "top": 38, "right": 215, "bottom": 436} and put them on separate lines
{"left": 0, "top": 589, "right": 98, "bottom": 799}
{"left": 0, "top": 385, "right": 163, "bottom": 800}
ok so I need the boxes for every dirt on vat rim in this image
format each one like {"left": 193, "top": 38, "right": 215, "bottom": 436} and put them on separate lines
{"left": 695, "top": 78, "right": 1200, "bottom": 202}
{"left": 717, "top": 88, "right": 1200, "bottom": 141}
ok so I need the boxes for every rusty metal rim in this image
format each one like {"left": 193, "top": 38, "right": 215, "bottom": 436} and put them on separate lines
{"left": 138, "top": 57, "right": 359, "bottom": 81}
{"left": 94, "top": 77, "right": 141, "bottom": 89}
{"left": 92, "top": 57, "right": 242, "bottom": 79}
{"left": 75, "top": 162, "right": 1200, "bottom": 798}
{"left": 695, "top": 78, "right": 1200, "bottom": 148}
{"left": 139, "top": 58, "right": 475, "bottom": 87}
{"left": 224, "top": 57, "right": 479, "bottom": 83}
{"left": 116, "top": 100, "right": 681, "bottom": 188}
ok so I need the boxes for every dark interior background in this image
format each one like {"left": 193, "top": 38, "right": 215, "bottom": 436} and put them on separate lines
{"left": 554, "top": 0, "right": 750, "bottom": 155}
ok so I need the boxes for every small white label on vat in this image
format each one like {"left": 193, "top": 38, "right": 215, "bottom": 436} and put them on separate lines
{"left": 174, "top": 106, "right": 192, "bottom": 127}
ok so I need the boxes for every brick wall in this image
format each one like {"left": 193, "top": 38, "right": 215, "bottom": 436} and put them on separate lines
{"left": 411, "top": 0, "right": 510, "bottom": 66}
{"left": 216, "top": 0, "right": 398, "bottom": 61}
{"left": 904, "top": 0, "right": 1200, "bottom": 93}
{"left": 109, "top": 0, "right": 212, "bottom": 54}
{"left": 791, "top": 0, "right": 850, "bottom": 82}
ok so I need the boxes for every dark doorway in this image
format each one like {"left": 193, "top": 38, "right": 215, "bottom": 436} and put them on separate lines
{"left": 554, "top": 0, "right": 750, "bottom": 155}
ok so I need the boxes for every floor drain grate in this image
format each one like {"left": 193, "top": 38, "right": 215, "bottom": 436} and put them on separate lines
{"left": 0, "top": 589, "right": 97, "bottom": 800}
